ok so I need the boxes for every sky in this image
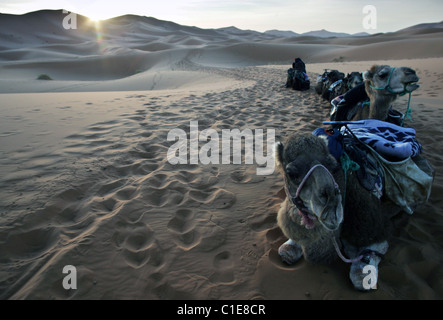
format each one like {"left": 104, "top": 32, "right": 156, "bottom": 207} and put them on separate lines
{"left": 0, "top": 0, "right": 442, "bottom": 34}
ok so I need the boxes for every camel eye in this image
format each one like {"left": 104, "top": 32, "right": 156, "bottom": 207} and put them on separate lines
{"left": 285, "top": 164, "right": 299, "bottom": 179}
{"left": 378, "top": 69, "right": 389, "bottom": 79}
{"left": 286, "top": 167, "right": 297, "bottom": 179}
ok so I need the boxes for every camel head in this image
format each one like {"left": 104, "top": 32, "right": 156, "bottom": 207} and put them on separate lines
{"left": 364, "top": 65, "right": 419, "bottom": 96}
{"left": 276, "top": 135, "right": 343, "bottom": 231}
{"left": 347, "top": 72, "right": 363, "bottom": 89}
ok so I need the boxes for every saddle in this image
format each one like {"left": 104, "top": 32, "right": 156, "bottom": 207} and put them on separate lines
{"left": 313, "top": 127, "right": 384, "bottom": 200}
{"left": 313, "top": 121, "right": 434, "bottom": 214}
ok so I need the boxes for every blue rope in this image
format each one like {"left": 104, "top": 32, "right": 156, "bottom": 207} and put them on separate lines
{"left": 401, "top": 92, "right": 413, "bottom": 126}
{"left": 340, "top": 152, "right": 360, "bottom": 206}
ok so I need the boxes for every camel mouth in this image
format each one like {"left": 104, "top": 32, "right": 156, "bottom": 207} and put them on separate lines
{"left": 300, "top": 210, "right": 341, "bottom": 231}
{"left": 404, "top": 81, "right": 420, "bottom": 92}
{"left": 300, "top": 202, "right": 342, "bottom": 231}
{"left": 300, "top": 212, "right": 318, "bottom": 229}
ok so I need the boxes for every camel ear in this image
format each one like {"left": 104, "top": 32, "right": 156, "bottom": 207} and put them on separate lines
{"left": 275, "top": 141, "right": 285, "bottom": 168}
{"left": 363, "top": 70, "right": 371, "bottom": 81}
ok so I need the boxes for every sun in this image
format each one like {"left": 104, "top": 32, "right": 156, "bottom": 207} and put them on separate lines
{"left": 88, "top": 15, "right": 103, "bottom": 23}
{"left": 86, "top": 11, "right": 112, "bottom": 23}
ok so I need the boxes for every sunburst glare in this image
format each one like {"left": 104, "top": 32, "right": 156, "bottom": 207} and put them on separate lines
{"left": 89, "top": 18, "right": 106, "bottom": 54}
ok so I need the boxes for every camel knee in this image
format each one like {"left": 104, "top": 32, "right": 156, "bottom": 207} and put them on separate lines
{"left": 278, "top": 239, "right": 303, "bottom": 265}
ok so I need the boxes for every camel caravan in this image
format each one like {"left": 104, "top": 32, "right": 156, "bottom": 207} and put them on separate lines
{"left": 315, "top": 69, "right": 364, "bottom": 103}
{"left": 279, "top": 63, "right": 435, "bottom": 290}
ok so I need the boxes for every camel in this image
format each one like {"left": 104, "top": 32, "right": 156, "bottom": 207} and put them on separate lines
{"left": 328, "top": 72, "right": 364, "bottom": 102}
{"left": 275, "top": 132, "right": 433, "bottom": 290}
{"left": 315, "top": 70, "right": 363, "bottom": 103}
{"left": 315, "top": 69, "right": 345, "bottom": 100}
{"left": 346, "top": 72, "right": 364, "bottom": 91}
{"left": 355, "top": 65, "right": 419, "bottom": 120}
{"left": 332, "top": 65, "right": 420, "bottom": 123}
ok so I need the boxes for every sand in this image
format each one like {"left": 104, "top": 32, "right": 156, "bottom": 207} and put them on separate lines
{"left": 1, "top": 10, "right": 443, "bottom": 300}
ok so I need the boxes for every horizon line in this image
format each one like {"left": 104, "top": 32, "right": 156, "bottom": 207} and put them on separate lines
{"left": 1, "top": 8, "right": 442, "bottom": 36}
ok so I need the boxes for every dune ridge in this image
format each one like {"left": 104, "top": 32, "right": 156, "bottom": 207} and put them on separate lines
{"left": 1, "top": 10, "right": 442, "bottom": 93}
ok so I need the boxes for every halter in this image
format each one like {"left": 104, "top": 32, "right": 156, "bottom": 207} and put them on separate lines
{"left": 368, "top": 67, "right": 418, "bottom": 126}
{"left": 368, "top": 67, "right": 400, "bottom": 95}
{"left": 283, "top": 162, "right": 384, "bottom": 264}
{"left": 284, "top": 163, "right": 340, "bottom": 230}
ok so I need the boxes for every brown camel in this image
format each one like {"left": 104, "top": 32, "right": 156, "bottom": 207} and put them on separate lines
{"left": 275, "top": 132, "right": 433, "bottom": 290}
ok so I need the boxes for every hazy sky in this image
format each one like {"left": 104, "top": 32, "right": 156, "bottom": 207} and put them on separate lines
{"left": 0, "top": 0, "right": 442, "bottom": 34}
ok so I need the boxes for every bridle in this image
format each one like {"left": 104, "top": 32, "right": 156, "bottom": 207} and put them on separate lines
{"left": 283, "top": 162, "right": 383, "bottom": 264}
{"left": 368, "top": 67, "right": 419, "bottom": 126}
{"left": 284, "top": 163, "right": 340, "bottom": 231}
{"left": 368, "top": 67, "right": 417, "bottom": 96}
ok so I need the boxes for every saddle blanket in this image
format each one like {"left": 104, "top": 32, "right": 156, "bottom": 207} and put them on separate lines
{"left": 342, "top": 119, "right": 423, "bottom": 160}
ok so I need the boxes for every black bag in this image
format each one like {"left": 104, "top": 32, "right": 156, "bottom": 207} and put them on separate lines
{"left": 292, "top": 70, "right": 310, "bottom": 91}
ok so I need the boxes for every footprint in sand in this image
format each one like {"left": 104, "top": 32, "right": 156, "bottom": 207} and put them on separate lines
{"left": 136, "top": 143, "right": 165, "bottom": 161}
{"left": 209, "top": 251, "right": 235, "bottom": 284}
{"left": 230, "top": 168, "right": 265, "bottom": 184}
{"left": 112, "top": 222, "right": 162, "bottom": 269}
{"left": 145, "top": 173, "right": 169, "bottom": 189}
{"left": 167, "top": 209, "right": 200, "bottom": 250}
{"left": 176, "top": 166, "right": 220, "bottom": 190}
{"left": 249, "top": 211, "right": 276, "bottom": 233}
{"left": 167, "top": 208, "right": 228, "bottom": 253}
{"left": 188, "top": 188, "right": 236, "bottom": 209}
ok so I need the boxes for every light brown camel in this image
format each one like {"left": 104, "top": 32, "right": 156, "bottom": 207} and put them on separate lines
{"left": 331, "top": 65, "right": 420, "bottom": 124}
{"left": 353, "top": 65, "right": 419, "bottom": 121}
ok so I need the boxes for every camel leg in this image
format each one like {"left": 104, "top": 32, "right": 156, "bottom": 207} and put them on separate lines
{"left": 345, "top": 241, "right": 389, "bottom": 291}
{"left": 278, "top": 239, "right": 303, "bottom": 265}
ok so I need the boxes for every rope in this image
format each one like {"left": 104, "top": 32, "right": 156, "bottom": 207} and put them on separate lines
{"left": 401, "top": 91, "right": 413, "bottom": 126}
{"left": 296, "top": 164, "right": 339, "bottom": 198}
{"left": 339, "top": 152, "right": 360, "bottom": 206}
{"left": 332, "top": 237, "right": 364, "bottom": 263}
{"left": 369, "top": 67, "right": 396, "bottom": 92}
{"left": 332, "top": 236, "right": 386, "bottom": 264}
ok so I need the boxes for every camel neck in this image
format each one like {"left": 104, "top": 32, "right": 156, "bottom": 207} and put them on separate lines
{"left": 365, "top": 81, "right": 397, "bottom": 120}
{"left": 369, "top": 95, "right": 396, "bottom": 119}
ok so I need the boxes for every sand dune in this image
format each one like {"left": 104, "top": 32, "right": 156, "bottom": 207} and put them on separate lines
{"left": 1, "top": 10, "right": 442, "bottom": 92}
{"left": 0, "top": 10, "right": 443, "bottom": 300}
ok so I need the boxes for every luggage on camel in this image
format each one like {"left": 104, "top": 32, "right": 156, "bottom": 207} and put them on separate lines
{"left": 314, "top": 120, "right": 434, "bottom": 215}
{"left": 315, "top": 69, "right": 345, "bottom": 98}
{"left": 286, "top": 58, "right": 310, "bottom": 91}
{"left": 330, "top": 83, "right": 368, "bottom": 122}
{"left": 329, "top": 83, "right": 405, "bottom": 126}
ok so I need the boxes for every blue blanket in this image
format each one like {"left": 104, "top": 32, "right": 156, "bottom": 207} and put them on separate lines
{"left": 342, "top": 119, "right": 423, "bottom": 160}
